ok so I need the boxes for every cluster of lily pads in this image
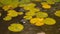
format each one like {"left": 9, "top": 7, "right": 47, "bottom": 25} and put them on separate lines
{"left": 0, "top": 0, "right": 60, "bottom": 32}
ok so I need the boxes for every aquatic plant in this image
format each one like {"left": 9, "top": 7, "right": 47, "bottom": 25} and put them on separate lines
{"left": 0, "top": 0, "right": 18, "bottom": 5}
{"left": 30, "top": 18, "right": 44, "bottom": 26}
{"left": 41, "top": 2, "right": 51, "bottom": 9}
{"left": 0, "top": 0, "right": 19, "bottom": 8}
{"left": 3, "top": 16, "right": 12, "bottom": 21}
{"left": 0, "top": 3, "right": 3, "bottom": 7}
{"left": 2, "top": 5, "right": 12, "bottom": 11}
{"left": 55, "top": 10, "right": 60, "bottom": 17}
{"left": 35, "top": 12, "right": 48, "bottom": 18}
{"left": 45, "top": 0, "right": 55, "bottom": 4}
{"left": 44, "top": 0, "right": 60, "bottom": 4}
{"left": 8, "top": 23, "right": 24, "bottom": 32}
{"left": 19, "top": 0, "right": 31, "bottom": 5}
{"left": 23, "top": 3, "right": 36, "bottom": 10}
{"left": 29, "top": 8, "right": 40, "bottom": 12}
{"left": 55, "top": 0, "right": 60, "bottom": 2}
{"left": 7, "top": 10, "right": 18, "bottom": 17}
{"left": 43, "top": 18, "right": 56, "bottom": 25}
{"left": 18, "top": 12, "right": 24, "bottom": 15}
{"left": 33, "top": 0, "right": 42, "bottom": 2}
{"left": 0, "top": 0, "right": 59, "bottom": 32}
{"left": 25, "top": 11, "right": 35, "bottom": 16}
{"left": 23, "top": 15, "right": 32, "bottom": 20}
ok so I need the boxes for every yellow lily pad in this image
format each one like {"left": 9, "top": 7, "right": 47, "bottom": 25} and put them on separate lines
{"left": 23, "top": 15, "right": 32, "bottom": 20}
{"left": 55, "top": 10, "right": 60, "bottom": 17}
{"left": 23, "top": 3, "right": 36, "bottom": 10}
{"left": 7, "top": 10, "right": 18, "bottom": 17}
{"left": 41, "top": 2, "right": 51, "bottom": 9}
{"left": 18, "top": 12, "right": 24, "bottom": 15}
{"left": 30, "top": 18, "right": 44, "bottom": 26}
{"left": 25, "top": 11, "right": 35, "bottom": 16}
{"left": 43, "top": 18, "right": 56, "bottom": 25}
{"left": 8, "top": 23, "right": 24, "bottom": 32}
{"left": 36, "top": 12, "right": 48, "bottom": 18}
{"left": 3, "top": 16, "right": 12, "bottom": 21}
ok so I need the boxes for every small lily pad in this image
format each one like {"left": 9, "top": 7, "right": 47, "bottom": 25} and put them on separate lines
{"left": 8, "top": 23, "right": 24, "bottom": 32}
{"left": 55, "top": 10, "right": 60, "bottom": 17}
{"left": 43, "top": 18, "right": 56, "bottom": 25}
{"left": 36, "top": 12, "right": 48, "bottom": 18}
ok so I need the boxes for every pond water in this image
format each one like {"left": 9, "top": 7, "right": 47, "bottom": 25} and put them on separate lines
{"left": 0, "top": 1, "right": 60, "bottom": 34}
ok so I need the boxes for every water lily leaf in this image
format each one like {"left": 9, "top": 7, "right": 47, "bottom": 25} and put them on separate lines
{"left": 45, "top": 0, "right": 55, "bottom": 4}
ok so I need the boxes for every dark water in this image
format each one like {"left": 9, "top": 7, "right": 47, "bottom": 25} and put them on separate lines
{"left": 0, "top": 2, "right": 60, "bottom": 34}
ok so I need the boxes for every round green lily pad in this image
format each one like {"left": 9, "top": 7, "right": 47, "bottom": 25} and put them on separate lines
{"left": 43, "top": 18, "right": 56, "bottom": 25}
{"left": 7, "top": 10, "right": 18, "bottom": 17}
{"left": 55, "top": 10, "right": 60, "bottom": 17}
{"left": 36, "top": 12, "right": 48, "bottom": 18}
{"left": 3, "top": 16, "right": 12, "bottom": 21}
{"left": 25, "top": 11, "right": 35, "bottom": 16}
{"left": 23, "top": 15, "right": 32, "bottom": 20}
{"left": 8, "top": 23, "right": 24, "bottom": 32}
{"left": 46, "top": 0, "right": 55, "bottom": 4}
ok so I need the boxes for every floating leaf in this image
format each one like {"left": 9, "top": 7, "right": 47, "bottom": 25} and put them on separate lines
{"left": 18, "top": 12, "right": 24, "bottom": 15}
{"left": 55, "top": 10, "right": 60, "bottom": 17}
{"left": 43, "top": 18, "right": 56, "bottom": 25}
{"left": 25, "top": 11, "right": 35, "bottom": 16}
{"left": 54, "top": 0, "right": 60, "bottom": 2}
{"left": 30, "top": 18, "right": 44, "bottom": 26}
{"left": 23, "top": 15, "right": 32, "bottom": 20}
{"left": 45, "top": 0, "right": 55, "bottom": 4}
{"left": 3, "top": 16, "right": 12, "bottom": 21}
{"left": 0, "top": 0, "right": 19, "bottom": 5}
{"left": 19, "top": 0, "right": 31, "bottom": 5}
{"left": 8, "top": 23, "right": 24, "bottom": 32}
{"left": 41, "top": 2, "right": 51, "bottom": 9}
{"left": 36, "top": 12, "right": 48, "bottom": 18}
{"left": 7, "top": 10, "right": 18, "bottom": 17}
{"left": 0, "top": 2, "right": 3, "bottom": 7}
{"left": 0, "top": 0, "right": 19, "bottom": 8}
